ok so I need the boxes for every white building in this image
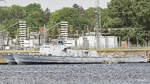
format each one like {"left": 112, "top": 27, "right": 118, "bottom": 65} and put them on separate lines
{"left": 23, "top": 39, "right": 39, "bottom": 49}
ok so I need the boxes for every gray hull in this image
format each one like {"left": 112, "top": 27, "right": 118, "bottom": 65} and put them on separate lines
{"left": 2, "top": 53, "right": 16, "bottom": 64}
{"left": 13, "top": 54, "right": 148, "bottom": 64}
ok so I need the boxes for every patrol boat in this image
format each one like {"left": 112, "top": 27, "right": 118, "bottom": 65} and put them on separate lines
{"left": 13, "top": 44, "right": 101, "bottom": 64}
{"left": 13, "top": 40, "right": 148, "bottom": 64}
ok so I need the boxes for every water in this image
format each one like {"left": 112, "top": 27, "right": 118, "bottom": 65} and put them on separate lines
{"left": 0, "top": 63, "right": 150, "bottom": 84}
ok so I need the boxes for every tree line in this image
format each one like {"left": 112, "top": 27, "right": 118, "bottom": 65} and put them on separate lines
{"left": 0, "top": 0, "right": 150, "bottom": 45}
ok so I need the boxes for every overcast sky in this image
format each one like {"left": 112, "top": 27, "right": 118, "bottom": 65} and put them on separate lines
{"left": 0, "top": 0, "right": 111, "bottom": 12}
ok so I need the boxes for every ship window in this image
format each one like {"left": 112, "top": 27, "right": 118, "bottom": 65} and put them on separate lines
{"left": 58, "top": 41, "right": 64, "bottom": 45}
{"left": 85, "top": 51, "right": 88, "bottom": 54}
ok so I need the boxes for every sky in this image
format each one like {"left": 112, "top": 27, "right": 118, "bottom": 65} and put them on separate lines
{"left": 0, "top": 0, "right": 111, "bottom": 12}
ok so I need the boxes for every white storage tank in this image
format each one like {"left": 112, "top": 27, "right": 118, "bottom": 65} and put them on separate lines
{"left": 77, "top": 35, "right": 118, "bottom": 49}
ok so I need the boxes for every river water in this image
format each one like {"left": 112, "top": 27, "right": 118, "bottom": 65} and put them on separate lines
{"left": 0, "top": 63, "right": 150, "bottom": 84}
